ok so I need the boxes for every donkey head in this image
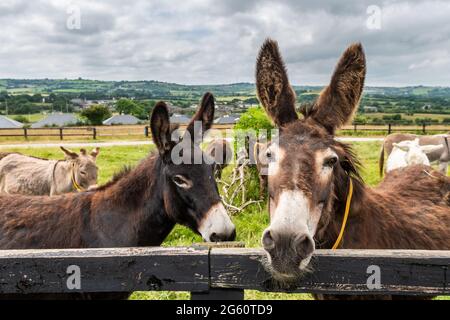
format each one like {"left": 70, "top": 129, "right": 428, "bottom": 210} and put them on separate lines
{"left": 60, "top": 146, "right": 99, "bottom": 191}
{"left": 256, "top": 39, "right": 366, "bottom": 279}
{"left": 150, "top": 93, "right": 236, "bottom": 242}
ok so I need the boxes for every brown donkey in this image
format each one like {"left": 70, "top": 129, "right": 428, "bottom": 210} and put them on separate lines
{"left": 255, "top": 39, "right": 450, "bottom": 299}
{"left": 0, "top": 93, "right": 235, "bottom": 298}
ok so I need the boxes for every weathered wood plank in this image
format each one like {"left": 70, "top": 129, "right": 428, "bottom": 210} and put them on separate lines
{"left": 210, "top": 249, "right": 450, "bottom": 296}
{"left": 0, "top": 247, "right": 209, "bottom": 294}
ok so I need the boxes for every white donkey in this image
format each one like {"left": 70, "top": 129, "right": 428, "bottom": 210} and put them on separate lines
{"left": 386, "top": 139, "right": 444, "bottom": 173}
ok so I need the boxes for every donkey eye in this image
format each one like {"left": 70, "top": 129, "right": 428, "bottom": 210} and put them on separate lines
{"left": 172, "top": 175, "right": 192, "bottom": 189}
{"left": 324, "top": 156, "right": 338, "bottom": 168}
{"left": 266, "top": 149, "right": 272, "bottom": 158}
{"left": 80, "top": 171, "right": 87, "bottom": 175}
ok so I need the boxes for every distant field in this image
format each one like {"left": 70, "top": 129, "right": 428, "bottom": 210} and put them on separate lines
{"left": 8, "top": 113, "right": 46, "bottom": 123}
{"left": 363, "top": 113, "right": 450, "bottom": 121}
{"left": 4, "top": 142, "right": 448, "bottom": 300}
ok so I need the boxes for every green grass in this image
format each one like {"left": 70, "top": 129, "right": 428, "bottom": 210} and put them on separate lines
{"left": 8, "top": 113, "right": 46, "bottom": 123}
{"left": 3, "top": 142, "right": 448, "bottom": 300}
{"left": 362, "top": 112, "right": 450, "bottom": 122}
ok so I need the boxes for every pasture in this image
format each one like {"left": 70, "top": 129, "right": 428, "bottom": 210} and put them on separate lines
{"left": 5, "top": 141, "right": 448, "bottom": 300}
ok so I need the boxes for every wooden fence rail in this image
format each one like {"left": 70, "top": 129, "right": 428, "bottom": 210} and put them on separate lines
{"left": 0, "top": 247, "right": 448, "bottom": 299}
{"left": 0, "top": 123, "right": 448, "bottom": 141}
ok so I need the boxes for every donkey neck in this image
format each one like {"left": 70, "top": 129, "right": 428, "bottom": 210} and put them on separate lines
{"left": 317, "top": 176, "right": 369, "bottom": 249}
{"left": 52, "top": 160, "right": 75, "bottom": 194}
{"left": 92, "top": 154, "right": 175, "bottom": 247}
{"left": 318, "top": 173, "right": 443, "bottom": 250}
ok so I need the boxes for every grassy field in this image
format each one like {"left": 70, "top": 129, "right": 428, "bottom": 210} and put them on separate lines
{"left": 363, "top": 113, "right": 450, "bottom": 122}
{"left": 4, "top": 142, "right": 449, "bottom": 300}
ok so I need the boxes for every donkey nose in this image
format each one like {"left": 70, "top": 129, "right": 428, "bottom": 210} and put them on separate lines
{"left": 209, "top": 227, "right": 236, "bottom": 242}
{"left": 293, "top": 234, "right": 314, "bottom": 260}
{"left": 262, "top": 229, "right": 275, "bottom": 250}
{"left": 262, "top": 229, "right": 314, "bottom": 260}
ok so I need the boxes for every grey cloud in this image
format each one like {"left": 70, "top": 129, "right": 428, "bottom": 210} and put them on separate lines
{"left": 0, "top": 0, "right": 448, "bottom": 86}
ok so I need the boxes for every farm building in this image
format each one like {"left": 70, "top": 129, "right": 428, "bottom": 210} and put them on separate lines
{"left": 103, "top": 114, "right": 140, "bottom": 125}
{"left": 0, "top": 115, "right": 23, "bottom": 129}
{"left": 31, "top": 113, "right": 79, "bottom": 128}
{"left": 214, "top": 114, "right": 241, "bottom": 125}
{"left": 170, "top": 114, "right": 191, "bottom": 124}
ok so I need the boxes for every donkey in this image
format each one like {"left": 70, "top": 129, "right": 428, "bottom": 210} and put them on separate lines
{"left": 253, "top": 142, "right": 269, "bottom": 199}
{"left": 255, "top": 39, "right": 450, "bottom": 300}
{"left": 0, "top": 147, "right": 99, "bottom": 196}
{"left": 386, "top": 139, "right": 444, "bottom": 173}
{"left": 0, "top": 93, "right": 235, "bottom": 299}
{"left": 379, "top": 133, "right": 450, "bottom": 176}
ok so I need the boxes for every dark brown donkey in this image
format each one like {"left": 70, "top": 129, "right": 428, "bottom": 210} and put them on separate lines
{"left": 0, "top": 93, "right": 235, "bottom": 299}
{"left": 255, "top": 39, "right": 450, "bottom": 300}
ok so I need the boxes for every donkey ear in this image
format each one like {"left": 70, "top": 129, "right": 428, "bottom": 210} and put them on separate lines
{"left": 256, "top": 39, "right": 298, "bottom": 127}
{"left": 184, "top": 92, "right": 215, "bottom": 143}
{"left": 90, "top": 147, "right": 100, "bottom": 159}
{"left": 80, "top": 148, "right": 87, "bottom": 156}
{"left": 309, "top": 43, "right": 366, "bottom": 134}
{"left": 151, "top": 101, "right": 173, "bottom": 157}
{"left": 60, "top": 146, "right": 78, "bottom": 159}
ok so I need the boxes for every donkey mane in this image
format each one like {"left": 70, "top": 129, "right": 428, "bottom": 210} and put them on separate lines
{"left": 93, "top": 164, "right": 135, "bottom": 191}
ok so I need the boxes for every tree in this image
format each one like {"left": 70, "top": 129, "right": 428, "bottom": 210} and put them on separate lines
{"left": 115, "top": 98, "right": 142, "bottom": 115}
{"left": 81, "top": 104, "right": 111, "bottom": 125}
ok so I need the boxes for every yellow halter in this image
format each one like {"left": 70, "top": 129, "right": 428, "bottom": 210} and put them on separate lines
{"left": 71, "top": 163, "right": 84, "bottom": 192}
{"left": 331, "top": 178, "right": 353, "bottom": 250}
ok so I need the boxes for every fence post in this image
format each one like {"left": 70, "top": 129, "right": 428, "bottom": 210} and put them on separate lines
{"left": 190, "top": 242, "right": 246, "bottom": 301}
{"left": 59, "top": 128, "right": 63, "bottom": 140}
{"left": 23, "top": 128, "right": 28, "bottom": 140}
{"left": 354, "top": 123, "right": 357, "bottom": 132}
{"left": 422, "top": 123, "right": 426, "bottom": 134}
{"left": 92, "top": 127, "right": 97, "bottom": 140}
{"left": 144, "top": 126, "right": 149, "bottom": 137}
{"left": 388, "top": 123, "right": 392, "bottom": 134}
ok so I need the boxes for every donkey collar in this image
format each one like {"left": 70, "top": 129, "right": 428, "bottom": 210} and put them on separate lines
{"left": 71, "top": 163, "right": 84, "bottom": 192}
{"left": 331, "top": 178, "right": 353, "bottom": 250}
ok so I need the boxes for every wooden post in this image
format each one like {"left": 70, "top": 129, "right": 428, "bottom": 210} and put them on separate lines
{"left": 23, "top": 128, "right": 28, "bottom": 140}
{"left": 388, "top": 123, "right": 392, "bottom": 134}
{"left": 422, "top": 123, "right": 426, "bottom": 134}
{"left": 354, "top": 124, "right": 357, "bottom": 132}
{"left": 59, "top": 128, "right": 63, "bottom": 140}
{"left": 92, "top": 127, "right": 97, "bottom": 140}
{"left": 144, "top": 126, "right": 149, "bottom": 137}
{"left": 191, "top": 242, "right": 246, "bottom": 300}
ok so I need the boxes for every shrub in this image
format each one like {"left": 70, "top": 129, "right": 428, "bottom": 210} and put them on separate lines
{"left": 81, "top": 104, "right": 112, "bottom": 125}
{"left": 234, "top": 107, "right": 273, "bottom": 132}
{"left": 13, "top": 115, "right": 29, "bottom": 124}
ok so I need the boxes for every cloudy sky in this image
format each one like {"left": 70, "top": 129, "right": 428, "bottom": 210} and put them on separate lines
{"left": 0, "top": 0, "right": 449, "bottom": 86}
